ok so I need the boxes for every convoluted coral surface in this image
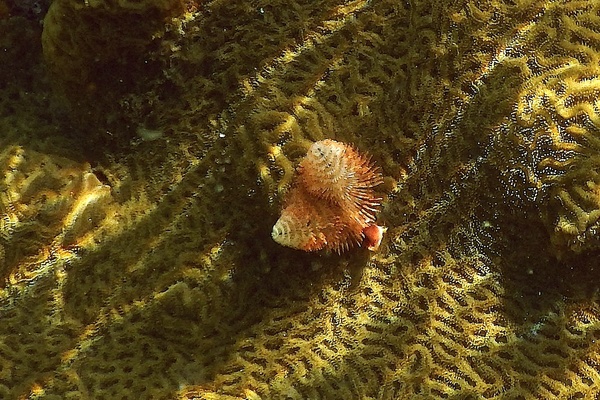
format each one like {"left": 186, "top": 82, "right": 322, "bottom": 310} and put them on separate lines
{"left": 1, "top": 0, "right": 600, "bottom": 399}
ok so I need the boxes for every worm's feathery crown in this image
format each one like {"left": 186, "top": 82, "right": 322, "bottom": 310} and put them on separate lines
{"left": 272, "top": 140, "right": 383, "bottom": 253}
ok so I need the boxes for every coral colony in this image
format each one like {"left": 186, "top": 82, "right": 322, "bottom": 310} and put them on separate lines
{"left": 272, "top": 139, "right": 385, "bottom": 253}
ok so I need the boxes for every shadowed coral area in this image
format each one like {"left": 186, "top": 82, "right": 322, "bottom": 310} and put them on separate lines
{"left": 1, "top": 0, "right": 600, "bottom": 399}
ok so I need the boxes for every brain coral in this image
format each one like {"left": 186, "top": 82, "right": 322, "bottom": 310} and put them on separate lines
{"left": 0, "top": 0, "right": 600, "bottom": 399}
{"left": 41, "top": 0, "right": 185, "bottom": 141}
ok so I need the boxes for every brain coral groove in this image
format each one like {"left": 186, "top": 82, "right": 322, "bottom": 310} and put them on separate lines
{"left": 1, "top": 0, "right": 600, "bottom": 399}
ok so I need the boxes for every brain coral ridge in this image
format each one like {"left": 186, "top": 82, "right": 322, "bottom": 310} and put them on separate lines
{"left": 2, "top": 0, "right": 600, "bottom": 399}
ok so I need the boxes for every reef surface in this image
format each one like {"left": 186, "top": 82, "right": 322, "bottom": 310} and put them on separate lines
{"left": 1, "top": 0, "right": 600, "bottom": 398}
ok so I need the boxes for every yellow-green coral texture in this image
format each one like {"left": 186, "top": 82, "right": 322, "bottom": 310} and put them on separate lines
{"left": 1, "top": 0, "right": 600, "bottom": 398}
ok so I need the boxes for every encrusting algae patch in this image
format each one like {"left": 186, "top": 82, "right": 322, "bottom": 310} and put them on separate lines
{"left": 1, "top": 0, "right": 600, "bottom": 399}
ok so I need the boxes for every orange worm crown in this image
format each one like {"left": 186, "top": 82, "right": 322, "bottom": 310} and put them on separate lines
{"left": 272, "top": 139, "right": 384, "bottom": 253}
